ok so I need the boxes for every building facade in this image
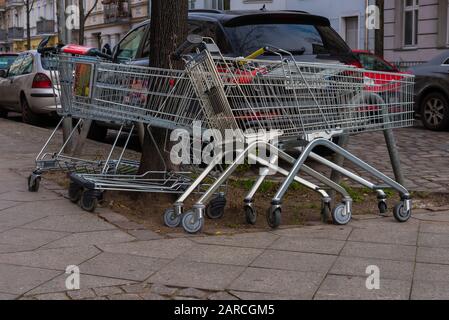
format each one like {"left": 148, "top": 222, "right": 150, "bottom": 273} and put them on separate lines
{"left": 384, "top": 0, "right": 449, "bottom": 62}
{"left": 0, "top": 0, "right": 58, "bottom": 52}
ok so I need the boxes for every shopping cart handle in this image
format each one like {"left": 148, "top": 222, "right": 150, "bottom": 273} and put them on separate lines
{"left": 172, "top": 34, "right": 204, "bottom": 60}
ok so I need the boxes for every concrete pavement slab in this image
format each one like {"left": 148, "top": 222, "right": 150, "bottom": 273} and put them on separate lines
{"left": 271, "top": 225, "right": 352, "bottom": 241}
{"left": 411, "top": 281, "right": 449, "bottom": 300}
{"left": 1, "top": 200, "right": 87, "bottom": 217}
{"left": 414, "top": 263, "right": 449, "bottom": 282}
{"left": 0, "top": 200, "right": 20, "bottom": 211}
{"left": 0, "top": 190, "right": 62, "bottom": 202}
{"left": 0, "top": 292, "right": 18, "bottom": 300}
{"left": 21, "top": 214, "right": 118, "bottom": 233}
{"left": 269, "top": 237, "right": 345, "bottom": 255}
{"left": 79, "top": 252, "right": 169, "bottom": 281}
{"left": 420, "top": 222, "right": 449, "bottom": 234}
{"left": 329, "top": 256, "right": 414, "bottom": 281}
{"left": 348, "top": 228, "right": 418, "bottom": 246}
{"left": 418, "top": 232, "right": 449, "bottom": 248}
{"left": 0, "top": 227, "right": 68, "bottom": 248}
{"left": 99, "top": 238, "right": 194, "bottom": 260}
{"left": 341, "top": 242, "right": 416, "bottom": 262}
{"left": 148, "top": 260, "right": 244, "bottom": 291}
{"left": 229, "top": 267, "right": 323, "bottom": 299}
{"left": 0, "top": 246, "right": 101, "bottom": 270}
{"left": 0, "top": 263, "right": 61, "bottom": 295}
{"left": 251, "top": 250, "right": 337, "bottom": 273}
{"left": 230, "top": 291, "right": 299, "bottom": 300}
{"left": 192, "top": 232, "right": 279, "bottom": 249}
{"left": 42, "top": 230, "right": 136, "bottom": 249}
{"left": 177, "top": 244, "right": 263, "bottom": 266}
{"left": 417, "top": 247, "right": 449, "bottom": 265}
{"left": 314, "top": 275, "right": 411, "bottom": 300}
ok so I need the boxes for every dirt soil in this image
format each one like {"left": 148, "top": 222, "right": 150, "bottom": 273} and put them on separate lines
{"left": 46, "top": 170, "right": 449, "bottom": 235}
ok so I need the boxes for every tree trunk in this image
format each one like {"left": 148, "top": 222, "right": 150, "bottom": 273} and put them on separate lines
{"left": 78, "top": 0, "right": 85, "bottom": 45}
{"left": 26, "top": 0, "right": 31, "bottom": 50}
{"left": 375, "top": 0, "right": 384, "bottom": 57}
{"left": 138, "top": 0, "right": 188, "bottom": 175}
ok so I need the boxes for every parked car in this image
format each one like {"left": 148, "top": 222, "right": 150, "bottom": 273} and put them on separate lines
{"left": 408, "top": 51, "right": 449, "bottom": 131}
{"left": 353, "top": 50, "right": 400, "bottom": 72}
{"left": 0, "top": 50, "right": 59, "bottom": 124}
{"left": 0, "top": 53, "right": 18, "bottom": 70}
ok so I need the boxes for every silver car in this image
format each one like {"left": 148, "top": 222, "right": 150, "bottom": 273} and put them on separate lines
{"left": 0, "top": 50, "right": 59, "bottom": 124}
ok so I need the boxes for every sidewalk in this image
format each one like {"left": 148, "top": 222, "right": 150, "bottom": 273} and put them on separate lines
{"left": 1, "top": 118, "right": 449, "bottom": 300}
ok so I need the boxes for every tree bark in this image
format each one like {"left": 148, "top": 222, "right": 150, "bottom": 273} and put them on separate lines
{"left": 78, "top": 0, "right": 85, "bottom": 45}
{"left": 26, "top": 0, "right": 31, "bottom": 50}
{"left": 375, "top": 0, "right": 384, "bottom": 57}
{"left": 138, "top": 0, "right": 188, "bottom": 175}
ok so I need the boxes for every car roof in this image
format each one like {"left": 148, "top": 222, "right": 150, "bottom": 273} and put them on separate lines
{"left": 0, "top": 52, "right": 18, "bottom": 56}
{"left": 134, "top": 10, "right": 331, "bottom": 28}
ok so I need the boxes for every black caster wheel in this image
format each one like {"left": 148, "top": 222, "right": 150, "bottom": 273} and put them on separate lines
{"left": 244, "top": 205, "right": 257, "bottom": 225}
{"left": 181, "top": 210, "right": 204, "bottom": 234}
{"left": 393, "top": 202, "right": 411, "bottom": 222}
{"left": 331, "top": 203, "right": 352, "bottom": 225}
{"left": 266, "top": 207, "right": 281, "bottom": 229}
{"left": 80, "top": 190, "right": 98, "bottom": 213}
{"left": 163, "top": 208, "right": 181, "bottom": 228}
{"left": 28, "top": 175, "right": 41, "bottom": 192}
{"left": 378, "top": 201, "right": 388, "bottom": 215}
{"left": 68, "top": 182, "right": 83, "bottom": 203}
{"left": 205, "top": 195, "right": 226, "bottom": 220}
{"left": 320, "top": 202, "right": 331, "bottom": 223}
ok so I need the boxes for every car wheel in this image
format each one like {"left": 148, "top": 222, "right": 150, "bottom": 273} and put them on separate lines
{"left": 21, "top": 96, "right": 40, "bottom": 125}
{"left": 87, "top": 121, "right": 108, "bottom": 141}
{"left": 0, "top": 109, "right": 7, "bottom": 118}
{"left": 420, "top": 92, "right": 449, "bottom": 131}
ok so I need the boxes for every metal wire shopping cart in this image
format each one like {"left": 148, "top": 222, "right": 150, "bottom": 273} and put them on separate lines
{"left": 170, "top": 39, "right": 415, "bottom": 233}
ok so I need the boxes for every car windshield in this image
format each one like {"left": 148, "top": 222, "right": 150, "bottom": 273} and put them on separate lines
{"left": 355, "top": 53, "right": 396, "bottom": 72}
{"left": 224, "top": 23, "right": 350, "bottom": 57}
{"left": 41, "top": 55, "right": 58, "bottom": 70}
{"left": 0, "top": 55, "right": 18, "bottom": 70}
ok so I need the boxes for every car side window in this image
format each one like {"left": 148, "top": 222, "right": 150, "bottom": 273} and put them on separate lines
{"left": 117, "top": 26, "right": 146, "bottom": 62}
{"left": 7, "top": 55, "right": 24, "bottom": 77}
{"left": 443, "top": 58, "right": 449, "bottom": 65}
{"left": 18, "top": 54, "right": 33, "bottom": 75}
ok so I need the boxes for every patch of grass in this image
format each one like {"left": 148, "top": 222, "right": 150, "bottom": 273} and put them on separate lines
{"left": 340, "top": 182, "right": 365, "bottom": 203}
{"left": 259, "top": 180, "right": 278, "bottom": 193}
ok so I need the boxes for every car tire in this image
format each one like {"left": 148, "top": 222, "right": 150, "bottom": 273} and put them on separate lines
{"left": 420, "top": 92, "right": 449, "bottom": 131}
{"left": 87, "top": 121, "right": 108, "bottom": 141}
{"left": 21, "top": 95, "right": 40, "bottom": 125}
{"left": 0, "top": 109, "right": 7, "bottom": 118}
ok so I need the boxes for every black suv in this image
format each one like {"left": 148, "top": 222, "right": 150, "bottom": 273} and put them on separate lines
{"left": 112, "top": 9, "right": 358, "bottom": 66}
{"left": 91, "top": 10, "right": 357, "bottom": 140}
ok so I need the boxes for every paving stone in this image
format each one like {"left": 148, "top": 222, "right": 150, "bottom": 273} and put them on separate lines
{"left": 193, "top": 232, "right": 279, "bottom": 249}
{"left": 271, "top": 225, "right": 352, "bottom": 240}
{"left": 176, "top": 288, "right": 207, "bottom": 299}
{"left": 420, "top": 222, "right": 449, "bottom": 234}
{"left": 97, "top": 211, "right": 129, "bottom": 223}
{"left": 348, "top": 228, "right": 418, "bottom": 246}
{"left": 329, "top": 256, "right": 414, "bottom": 281}
{"left": 34, "top": 292, "right": 70, "bottom": 300}
{"left": 412, "top": 212, "right": 449, "bottom": 222}
{"left": 0, "top": 243, "right": 42, "bottom": 254}
{"left": 108, "top": 293, "right": 142, "bottom": 300}
{"left": 0, "top": 227, "right": 68, "bottom": 248}
{"left": 411, "top": 281, "right": 449, "bottom": 300}
{"left": 414, "top": 263, "right": 449, "bottom": 282}
{"left": 99, "top": 238, "right": 194, "bottom": 260}
{"left": 0, "top": 264, "right": 60, "bottom": 295}
{"left": 0, "top": 246, "right": 101, "bottom": 270}
{"left": 341, "top": 242, "right": 416, "bottom": 262}
{"left": 0, "top": 190, "right": 62, "bottom": 202}
{"left": 127, "top": 229, "right": 163, "bottom": 241}
{"left": 177, "top": 244, "right": 262, "bottom": 266}
{"left": 149, "top": 260, "right": 244, "bottom": 291}
{"left": 269, "top": 237, "right": 345, "bottom": 255}
{"left": 121, "top": 283, "right": 150, "bottom": 294}
{"left": 229, "top": 267, "right": 324, "bottom": 299}
{"left": 149, "top": 284, "right": 178, "bottom": 296}
{"left": 251, "top": 250, "right": 336, "bottom": 273}
{"left": 42, "top": 230, "right": 136, "bottom": 249}
{"left": 0, "top": 292, "right": 18, "bottom": 300}
{"left": 0, "top": 200, "right": 20, "bottom": 211}
{"left": 0, "top": 210, "right": 50, "bottom": 230}
{"left": 113, "top": 221, "right": 146, "bottom": 230}
{"left": 173, "top": 296, "right": 199, "bottom": 300}
{"left": 140, "top": 292, "right": 168, "bottom": 300}
{"left": 417, "top": 247, "right": 449, "bottom": 265}
{"left": 80, "top": 252, "right": 168, "bottom": 281}
{"left": 93, "top": 286, "right": 123, "bottom": 297}
{"left": 418, "top": 232, "right": 449, "bottom": 248}
{"left": 3, "top": 200, "right": 86, "bottom": 217}
{"left": 22, "top": 215, "right": 117, "bottom": 233}
{"left": 314, "top": 275, "right": 411, "bottom": 300}
{"left": 208, "top": 291, "right": 239, "bottom": 300}
{"left": 67, "top": 289, "right": 96, "bottom": 300}
{"left": 230, "top": 291, "right": 298, "bottom": 300}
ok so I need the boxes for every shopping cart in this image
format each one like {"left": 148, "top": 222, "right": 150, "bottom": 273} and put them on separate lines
{"left": 170, "top": 39, "right": 414, "bottom": 233}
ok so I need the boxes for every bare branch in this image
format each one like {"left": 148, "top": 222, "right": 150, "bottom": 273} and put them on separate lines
{"left": 85, "top": 0, "right": 99, "bottom": 19}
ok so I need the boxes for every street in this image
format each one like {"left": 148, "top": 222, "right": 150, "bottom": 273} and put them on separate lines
{"left": 0, "top": 117, "right": 449, "bottom": 300}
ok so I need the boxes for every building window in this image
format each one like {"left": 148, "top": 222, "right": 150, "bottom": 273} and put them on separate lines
{"left": 206, "top": 0, "right": 230, "bottom": 10}
{"left": 189, "top": 0, "right": 196, "bottom": 9}
{"left": 404, "top": 0, "right": 419, "bottom": 47}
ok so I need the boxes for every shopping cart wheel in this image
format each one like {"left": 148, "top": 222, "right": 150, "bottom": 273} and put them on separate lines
{"left": 244, "top": 205, "right": 257, "bottom": 225}
{"left": 80, "top": 190, "right": 98, "bottom": 213}
{"left": 267, "top": 207, "right": 281, "bottom": 229}
{"left": 27, "top": 174, "right": 41, "bottom": 192}
{"left": 68, "top": 182, "right": 83, "bottom": 203}
{"left": 331, "top": 203, "right": 352, "bottom": 225}
{"left": 378, "top": 201, "right": 388, "bottom": 215}
{"left": 393, "top": 203, "right": 411, "bottom": 223}
{"left": 163, "top": 208, "right": 181, "bottom": 228}
{"left": 320, "top": 202, "right": 331, "bottom": 223}
{"left": 181, "top": 210, "right": 203, "bottom": 234}
{"left": 205, "top": 195, "right": 226, "bottom": 219}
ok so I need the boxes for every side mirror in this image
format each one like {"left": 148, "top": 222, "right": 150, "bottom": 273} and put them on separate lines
{"left": 0, "top": 69, "right": 8, "bottom": 78}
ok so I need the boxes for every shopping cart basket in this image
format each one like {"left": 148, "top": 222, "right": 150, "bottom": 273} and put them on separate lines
{"left": 171, "top": 40, "right": 414, "bottom": 233}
